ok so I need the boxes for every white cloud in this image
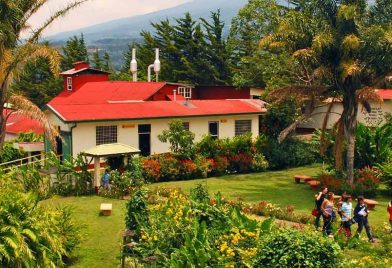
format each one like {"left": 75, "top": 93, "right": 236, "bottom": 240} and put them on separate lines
{"left": 26, "top": 0, "right": 191, "bottom": 37}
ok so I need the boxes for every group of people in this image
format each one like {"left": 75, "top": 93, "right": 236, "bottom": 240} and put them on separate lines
{"left": 314, "top": 187, "right": 392, "bottom": 241}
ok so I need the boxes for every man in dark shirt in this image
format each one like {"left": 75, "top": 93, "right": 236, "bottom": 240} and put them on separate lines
{"left": 354, "top": 196, "right": 374, "bottom": 242}
{"left": 315, "top": 186, "right": 328, "bottom": 229}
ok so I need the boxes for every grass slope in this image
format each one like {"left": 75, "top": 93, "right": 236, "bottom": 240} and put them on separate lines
{"left": 43, "top": 165, "right": 391, "bottom": 267}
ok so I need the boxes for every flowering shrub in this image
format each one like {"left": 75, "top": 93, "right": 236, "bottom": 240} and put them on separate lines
{"left": 251, "top": 153, "right": 269, "bottom": 172}
{"left": 318, "top": 167, "right": 381, "bottom": 197}
{"left": 123, "top": 187, "right": 340, "bottom": 267}
{"left": 179, "top": 160, "right": 198, "bottom": 180}
{"left": 194, "top": 155, "right": 213, "bottom": 178}
{"left": 158, "top": 155, "right": 180, "bottom": 181}
{"left": 141, "top": 159, "right": 160, "bottom": 181}
{"left": 211, "top": 156, "right": 229, "bottom": 176}
{"left": 228, "top": 153, "right": 253, "bottom": 173}
{"left": 244, "top": 201, "right": 312, "bottom": 224}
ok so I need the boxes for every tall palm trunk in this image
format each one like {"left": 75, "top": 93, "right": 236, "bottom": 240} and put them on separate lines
{"left": 342, "top": 81, "right": 359, "bottom": 184}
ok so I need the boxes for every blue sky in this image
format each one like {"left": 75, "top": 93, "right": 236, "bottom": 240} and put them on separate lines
{"left": 27, "top": 0, "right": 190, "bottom": 37}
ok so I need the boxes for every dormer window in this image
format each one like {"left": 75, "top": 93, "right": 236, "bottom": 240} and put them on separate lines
{"left": 178, "top": 87, "right": 192, "bottom": 99}
{"left": 67, "top": 77, "right": 73, "bottom": 91}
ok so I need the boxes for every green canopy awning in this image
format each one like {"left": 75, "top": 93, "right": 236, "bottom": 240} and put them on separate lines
{"left": 81, "top": 143, "right": 140, "bottom": 157}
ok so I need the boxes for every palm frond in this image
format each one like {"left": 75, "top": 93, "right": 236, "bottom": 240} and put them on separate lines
{"left": 312, "top": 32, "right": 334, "bottom": 54}
{"left": 341, "top": 34, "right": 360, "bottom": 53}
{"left": 292, "top": 48, "right": 314, "bottom": 60}
{"left": 7, "top": 95, "right": 58, "bottom": 149}
{"left": 340, "top": 60, "right": 362, "bottom": 80}
{"left": 337, "top": 4, "right": 357, "bottom": 21}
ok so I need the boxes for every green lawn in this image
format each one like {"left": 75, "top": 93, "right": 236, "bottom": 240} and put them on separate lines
{"left": 44, "top": 165, "right": 391, "bottom": 267}
{"left": 44, "top": 196, "right": 127, "bottom": 268}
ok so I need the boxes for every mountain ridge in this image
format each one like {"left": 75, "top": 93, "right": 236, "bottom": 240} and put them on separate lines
{"left": 48, "top": 0, "right": 248, "bottom": 42}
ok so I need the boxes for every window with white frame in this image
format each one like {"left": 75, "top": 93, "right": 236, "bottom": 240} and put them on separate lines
{"left": 235, "top": 120, "right": 252, "bottom": 136}
{"left": 96, "top": 126, "right": 117, "bottom": 145}
{"left": 178, "top": 87, "right": 192, "bottom": 99}
{"left": 208, "top": 121, "right": 219, "bottom": 139}
{"left": 67, "top": 77, "right": 73, "bottom": 91}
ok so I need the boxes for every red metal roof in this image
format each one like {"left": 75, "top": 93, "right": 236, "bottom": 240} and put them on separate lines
{"left": 48, "top": 99, "right": 265, "bottom": 122}
{"left": 3, "top": 109, "right": 44, "bottom": 134}
{"left": 377, "top": 89, "right": 392, "bottom": 100}
{"left": 49, "top": 81, "right": 167, "bottom": 105}
{"left": 47, "top": 81, "right": 266, "bottom": 122}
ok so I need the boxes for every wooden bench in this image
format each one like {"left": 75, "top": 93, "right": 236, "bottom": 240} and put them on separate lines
{"left": 294, "top": 175, "right": 312, "bottom": 183}
{"left": 100, "top": 203, "right": 112, "bottom": 216}
{"left": 308, "top": 180, "right": 320, "bottom": 190}
{"left": 364, "top": 199, "right": 379, "bottom": 210}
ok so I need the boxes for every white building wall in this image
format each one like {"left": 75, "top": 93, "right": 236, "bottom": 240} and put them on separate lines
{"left": 70, "top": 114, "right": 260, "bottom": 157}
{"left": 299, "top": 100, "right": 391, "bottom": 129}
{"left": 44, "top": 111, "right": 72, "bottom": 131}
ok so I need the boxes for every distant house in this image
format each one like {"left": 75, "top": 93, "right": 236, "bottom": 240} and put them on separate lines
{"left": 3, "top": 108, "right": 44, "bottom": 141}
{"left": 299, "top": 89, "right": 392, "bottom": 130}
{"left": 44, "top": 62, "right": 266, "bottom": 160}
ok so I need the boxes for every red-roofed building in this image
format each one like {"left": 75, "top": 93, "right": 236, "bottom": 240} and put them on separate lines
{"left": 45, "top": 62, "right": 266, "bottom": 159}
{"left": 3, "top": 108, "right": 44, "bottom": 141}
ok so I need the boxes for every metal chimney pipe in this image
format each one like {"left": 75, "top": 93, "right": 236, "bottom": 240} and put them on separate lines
{"left": 130, "top": 48, "right": 138, "bottom": 82}
{"left": 173, "top": 89, "right": 177, "bottom": 102}
{"left": 147, "top": 64, "right": 154, "bottom": 82}
{"left": 154, "top": 48, "right": 161, "bottom": 82}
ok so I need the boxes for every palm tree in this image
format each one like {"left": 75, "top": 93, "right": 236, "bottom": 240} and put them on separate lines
{"left": 0, "top": 0, "right": 87, "bottom": 153}
{"left": 261, "top": 0, "right": 392, "bottom": 183}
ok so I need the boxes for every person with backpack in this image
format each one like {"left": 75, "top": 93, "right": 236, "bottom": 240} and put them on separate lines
{"left": 314, "top": 186, "right": 328, "bottom": 230}
{"left": 354, "top": 196, "right": 374, "bottom": 242}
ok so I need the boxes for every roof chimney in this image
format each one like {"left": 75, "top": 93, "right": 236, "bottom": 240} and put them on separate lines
{"left": 130, "top": 48, "right": 137, "bottom": 82}
{"left": 73, "top": 61, "right": 89, "bottom": 70}
{"left": 148, "top": 48, "right": 161, "bottom": 82}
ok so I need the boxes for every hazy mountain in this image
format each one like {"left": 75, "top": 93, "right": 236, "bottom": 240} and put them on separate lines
{"left": 48, "top": 0, "right": 292, "bottom": 69}
{"left": 49, "top": 0, "right": 248, "bottom": 42}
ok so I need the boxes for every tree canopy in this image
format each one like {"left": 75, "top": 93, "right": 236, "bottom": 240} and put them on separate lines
{"left": 259, "top": 0, "right": 392, "bottom": 181}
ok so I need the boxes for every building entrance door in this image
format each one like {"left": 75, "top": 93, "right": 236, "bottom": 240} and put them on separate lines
{"left": 138, "top": 124, "right": 151, "bottom": 156}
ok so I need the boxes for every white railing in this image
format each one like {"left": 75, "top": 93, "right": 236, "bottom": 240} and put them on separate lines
{"left": 0, "top": 154, "right": 62, "bottom": 173}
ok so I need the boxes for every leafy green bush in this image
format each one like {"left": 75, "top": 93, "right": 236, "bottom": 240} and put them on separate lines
{"left": 261, "top": 138, "right": 317, "bottom": 169}
{"left": 158, "top": 120, "right": 195, "bottom": 159}
{"left": 379, "top": 161, "right": 392, "bottom": 195}
{"left": 0, "top": 142, "right": 25, "bottom": 163}
{"left": 262, "top": 97, "right": 299, "bottom": 138}
{"left": 0, "top": 189, "right": 82, "bottom": 267}
{"left": 125, "top": 189, "right": 148, "bottom": 231}
{"left": 195, "top": 135, "right": 222, "bottom": 159}
{"left": 159, "top": 155, "right": 180, "bottom": 181}
{"left": 355, "top": 120, "right": 392, "bottom": 169}
{"left": 254, "top": 229, "right": 341, "bottom": 268}
{"left": 251, "top": 153, "right": 269, "bottom": 172}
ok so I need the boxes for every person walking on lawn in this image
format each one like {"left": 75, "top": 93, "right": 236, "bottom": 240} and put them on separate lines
{"left": 354, "top": 196, "right": 374, "bottom": 242}
{"left": 315, "top": 187, "right": 328, "bottom": 230}
{"left": 321, "top": 192, "right": 335, "bottom": 237}
{"left": 340, "top": 195, "right": 353, "bottom": 237}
